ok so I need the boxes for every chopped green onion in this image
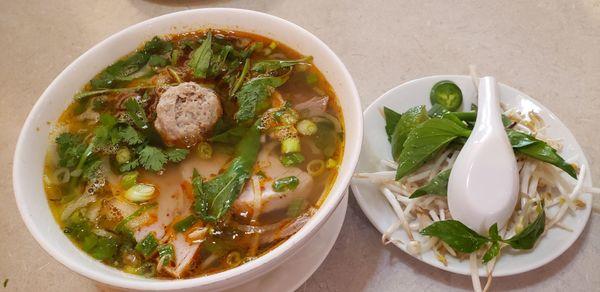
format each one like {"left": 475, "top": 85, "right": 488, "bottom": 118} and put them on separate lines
{"left": 297, "top": 119, "right": 317, "bottom": 136}
{"left": 286, "top": 198, "right": 306, "bottom": 217}
{"left": 125, "top": 183, "right": 156, "bottom": 203}
{"left": 281, "top": 137, "right": 301, "bottom": 154}
{"left": 135, "top": 233, "right": 158, "bottom": 257}
{"left": 197, "top": 142, "right": 213, "bottom": 159}
{"left": 120, "top": 172, "right": 138, "bottom": 189}
{"left": 226, "top": 251, "right": 242, "bottom": 267}
{"left": 275, "top": 108, "right": 299, "bottom": 125}
{"left": 307, "top": 159, "right": 325, "bottom": 176}
{"left": 281, "top": 152, "right": 305, "bottom": 167}
{"left": 115, "top": 203, "right": 157, "bottom": 234}
{"left": 157, "top": 244, "right": 174, "bottom": 265}
{"left": 173, "top": 215, "right": 198, "bottom": 233}
{"left": 306, "top": 73, "right": 318, "bottom": 85}
{"left": 268, "top": 41, "right": 278, "bottom": 50}
{"left": 272, "top": 176, "right": 300, "bottom": 192}
{"left": 116, "top": 147, "right": 132, "bottom": 164}
{"left": 325, "top": 158, "right": 337, "bottom": 169}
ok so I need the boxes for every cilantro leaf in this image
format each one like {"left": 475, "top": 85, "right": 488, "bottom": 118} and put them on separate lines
{"left": 82, "top": 157, "right": 103, "bottom": 180}
{"left": 119, "top": 125, "right": 144, "bottom": 145}
{"left": 138, "top": 146, "right": 167, "bottom": 171}
{"left": 94, "top": 114, "right": 120, "bottom": 148}
{"left": 165, "top": 148, "right": 189, "bottom": 163}
{"left": 55, "top": 133, "right": 86, "bottom": 168}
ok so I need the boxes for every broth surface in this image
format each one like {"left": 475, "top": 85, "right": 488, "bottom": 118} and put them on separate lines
{"left": 44, "top": 29, "right": 343, "bottom": 279}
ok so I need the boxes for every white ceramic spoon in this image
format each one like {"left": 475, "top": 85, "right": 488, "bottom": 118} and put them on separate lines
{"left": 447, "top": 76, "right": 519, "bottom": 235}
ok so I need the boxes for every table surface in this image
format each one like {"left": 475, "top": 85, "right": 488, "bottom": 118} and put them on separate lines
{"left": 2, "top": 1, "right": 599, "bottom": 291}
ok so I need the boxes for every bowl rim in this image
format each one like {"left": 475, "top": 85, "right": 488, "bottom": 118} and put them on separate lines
{"left": 13, "top": 8, "right": 363, "bottom": 290}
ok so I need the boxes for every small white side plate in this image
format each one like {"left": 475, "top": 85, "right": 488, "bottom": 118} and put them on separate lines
{"left": 351, "top": 75, "right": 593, "bottom": 276}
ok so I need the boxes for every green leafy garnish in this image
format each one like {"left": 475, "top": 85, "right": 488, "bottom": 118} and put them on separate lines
{"left": 193, "top": 123, "right": 261, "bottom": 221}
{"left": 272, "top": 176, "right": 300, "bottom": 192}
{"left": 314, "top": 120, "right": 338, "bottom": 157}
{"left": 138, "top": 146, "right": 168, "bottom": 172}
{"left": 135, "top": 233, "right": 158, "bottom": 257}
{"left": 409, "top": 168, "right": 451, "bottom": 198}
{"left": 251, "top": 56, "right": 312, "bottom": 73}
{"left": 504, "top": 208, "right": 545, "bottom": 249}
{"left": 383, "top": 106, "right": 402, "bottom": 142}
{"left": 508, "top": 130, "right": 576, "bottom": 179}
{"left": 420, "top": 220, "right": 489, "bottom": 253}
{"left": 55, "top": 133, "right": 86, "bottom": 168}
{"left": 123, "top": 97, "right": 149, "bottom": 130}
{"left": 165, "top": 148, "right": 189, "bottom": 163}
{"left": 396, "top": 118, "right": 470, "bottom": 180}
{"left": 390, "top": 106, "right": 429, "bottom": 161}
{"left": 90, "top": 36, "right": 172, "bottom": 89}
{"left": 234, "top": 75, "right": 289, "bottom": 122}
{"left": 188, "top": 31, "right": 213, "bottom": 78}
{"left": 119, "top": 125, "right": 144, "bottom": 145}
{"left": 482, "top": 224, "right": 501, "bottom": 263}
{"left": 209, "top": 125, "right": 249, "bottom": 144}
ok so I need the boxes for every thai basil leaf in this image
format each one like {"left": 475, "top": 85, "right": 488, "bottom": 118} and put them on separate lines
{"left": 449, "top": 111, "right": 512, "bottom": 128}
{"left": 420, "top": 220, "right": 489, "bottom": 253}
{"left": 409, "top": 168, "right": 451, "bottom": 198}
{"left": 188, "top": 31, "right": 213, "bottom": 78}
{"left": 391, "top": 106, "right": 429, "bottom": 161}
{"left": 482, "top": 241, "right": 500, "bottom": 263}
{"left": 251, "top": 56, "right": 312, "bottom": 73}
{"left": 482, "top": 223, "right": 501, "bottom": 263}
{"left": 508, "top": 130, "right": 576, "bottom": 179}
{"left": 193, "top": 123, "right": 261, "bottom": 221}
{"left": 90, "top": 37, "right": 172, "bottom": 89}
{"left": 396, "top": 118, "right": 471, "bottom": 180}
{"left": 503, "top": 208, "right": 545, "bottom": 250}
{"left": 383, "top": 106, "right": 402, "bottom": 142}
{"left": 427, "top": 104, "right": 448, "bottom": 118}
{"left": 209, "top": 125, "right": 249, "bottom": 144}
{"left": 234, "top": 75, "right": 289, "bottom": 122}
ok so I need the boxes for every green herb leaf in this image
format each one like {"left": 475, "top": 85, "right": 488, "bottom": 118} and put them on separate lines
{"left": 165, "top": 148, "right": 189, "bottom": 163}
{"left": 488, "top": 223, "right": 501, "bottom": 241}
{"left": 138, "top": 146, "right": 168, "bottom": 172}
{"left": 410, "top": 168, "right": 451, "bottom": 198}
{"left": 148, "top": 55, "right": 169, "bottom": 67}
{"left": 123, "top": 97, "right": 149, "bottom": 130}
{"left": 503, "top": 208, "right": 545, "bottom": 250}
{"left": 90, "top": 37, "right": 172, "bottom": 89}
{"left": 390, "top": 106, "right": 429, "bottom": 161}
{"left": 272, "top": 176, "right": 300, "bottom": 192}
{"left": 420, "top": 220, "right": 489, "bottom": 253}
{"left": 234, "top": 75, "right": 289, "bottom": 122}
{"left": 135, "top": 233, "right": 158, "bottom": 257}
{"left": 188, "top": 31, "right": 213, "bottom": 78}
{"left": 383, "top": 107, "right": 402, "bottom": 142}
{"left": 396, "top": 118, "right": 471, "bottom": 180}
{"left": 251, "top": 56, "right": 312, "bottom": 73}
{"left": 314, "top": 120, "right": 338, "bottom": 157}
{"left": 90, "top": 236, "right": 119, "bottom": 261}
{"left": 209, "top": 125, "right": 249, "bottom": 144}
{"left": 119, "top": 125, "right": 144, "bottom": 145}
{"left": 55, "top": 133, "right": 87, "bottom": 168}
{"left": 193, "top": 123, "right": 261, "bottom": 221}
{"left": 508, "top": 130, "right": 576, "bottom": 178}
{"left": 482, "top": 241, "right": 500, "bottom": 263}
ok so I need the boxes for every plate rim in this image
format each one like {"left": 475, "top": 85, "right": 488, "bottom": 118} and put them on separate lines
{"left": 351, "top": 74, "right": 593, "bottom": 277}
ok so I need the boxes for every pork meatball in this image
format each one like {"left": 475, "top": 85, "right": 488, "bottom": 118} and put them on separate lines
{"left": 154, "top": 82, "right": 222, "bottom": 147}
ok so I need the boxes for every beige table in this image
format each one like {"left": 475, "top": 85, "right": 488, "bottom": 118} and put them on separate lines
{"left": 1, "top": 1, "right": 599, "bottom": 291}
